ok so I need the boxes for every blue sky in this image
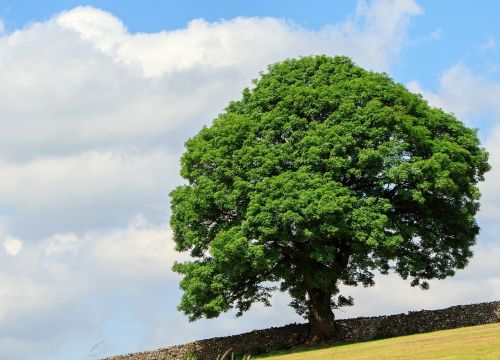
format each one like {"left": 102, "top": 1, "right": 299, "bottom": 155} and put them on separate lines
{"left": 0, "top": 1, "right": 499, "bottom": 359}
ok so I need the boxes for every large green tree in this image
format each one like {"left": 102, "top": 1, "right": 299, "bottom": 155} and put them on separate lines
{"left": 170, "top": 55, "right": 490, "bottom": 341}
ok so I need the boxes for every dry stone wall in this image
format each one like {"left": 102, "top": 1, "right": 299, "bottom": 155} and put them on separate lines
{"left": 103, "top": 300, "right": 500, "bottom": 360}
{"left": 336, "top": 301, "right": 500, "bottom": 342}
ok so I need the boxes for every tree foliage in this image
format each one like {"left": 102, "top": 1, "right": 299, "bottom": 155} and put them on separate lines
{"left": 170, "top": 56, "right": 490, "bottom": 327}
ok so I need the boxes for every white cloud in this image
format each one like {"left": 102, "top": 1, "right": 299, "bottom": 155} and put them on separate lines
{"left": 53, "top": 2, "right": 421, "bottom": 78}
{"left": 56, "top": 6, "right": 127, "bottom": 54}
{"left": 332, "top": 0, "right": 422, "bottom": 69}
{"left": 407, "top": 63, "right": 500, "bottom": 122}
{"left": 410, "top": 28, "right": 443, "bottom": 46}
{"left": 428, "top": 28, "right": 443, "bottom": 41}
{"left": 0, "top": 150, "right": 180, "bottom": 238}
{"left": 88, "top": 216, "right": 190, "bottom": 283}
{"left": 44, "top": 233, "right": 79, "bottom": 256}
{"left": 478, "top": 35, "right": 496, "bottom": 52}
{"left": 0, "top": 1, "right": 421, "bottom": 164}
{"left": 0, "top": 218, "right": 183, "bottom": 359}
{"left": 3, "top": 237, "right": 22, "bottom": 256}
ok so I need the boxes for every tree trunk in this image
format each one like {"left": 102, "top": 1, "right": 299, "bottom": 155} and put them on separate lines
{"left": 307, "top": 288, "right": 336, "bottom": 343}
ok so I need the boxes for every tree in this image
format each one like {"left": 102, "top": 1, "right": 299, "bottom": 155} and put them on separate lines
{"left": 170, "top": 55, "right": 490, "bottom": 342}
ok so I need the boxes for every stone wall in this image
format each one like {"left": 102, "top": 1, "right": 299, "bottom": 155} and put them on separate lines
{"left": 103, "top": 300, "right": 500, "bottom": 360}
{"left": 336, "top": 301, "right": 500, "bottom": 342}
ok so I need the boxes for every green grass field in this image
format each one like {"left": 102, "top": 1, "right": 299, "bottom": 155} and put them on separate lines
{"left": 256, "top": 323, "right": 500, "bottom": 360}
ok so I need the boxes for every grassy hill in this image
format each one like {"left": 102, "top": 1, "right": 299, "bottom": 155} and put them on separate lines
{"left": 255, "top": 323, "right": 500, "bottom": 360}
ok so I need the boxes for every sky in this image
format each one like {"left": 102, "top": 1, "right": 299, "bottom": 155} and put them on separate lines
{"left": 0, "top": 0, "right": 499, "bottom": 359}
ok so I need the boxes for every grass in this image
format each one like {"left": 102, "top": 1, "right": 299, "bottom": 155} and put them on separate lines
{"left": 255, "top": 323, "right": 500, "bottom": 359}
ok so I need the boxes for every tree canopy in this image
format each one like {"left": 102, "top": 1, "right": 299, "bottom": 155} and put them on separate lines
{"left": 170, "top": 55, "right": 490, "bottom": 340}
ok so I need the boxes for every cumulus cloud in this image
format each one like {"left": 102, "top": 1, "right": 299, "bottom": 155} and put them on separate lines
{"left": 0, "top": 150, "right": 180, "bottom": 237}
{"left": 407, "top": 64, "right": 500, "bottom": 122}
{"left": 0, "top": 218, "right": 183, "bottom": 359}
{"left": 478, "top": 35, "right": 496, "bottom": 52}
{"left": 3, "top": 237, "right": 22, "bottom": 256}
{"left": 1, "top": 2, "right": 422, "bottom": 163}
{"left": 54, "top": 2, "right": 421, "bottom": 78}
{"left": 410, "top": 28, "right": 443, "bottom": 46}
{"left": 88, "top": 216, "right": 190, "bottom": 283}
{"left": 328, "top": 0, "right": 422, "bottom": 69}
